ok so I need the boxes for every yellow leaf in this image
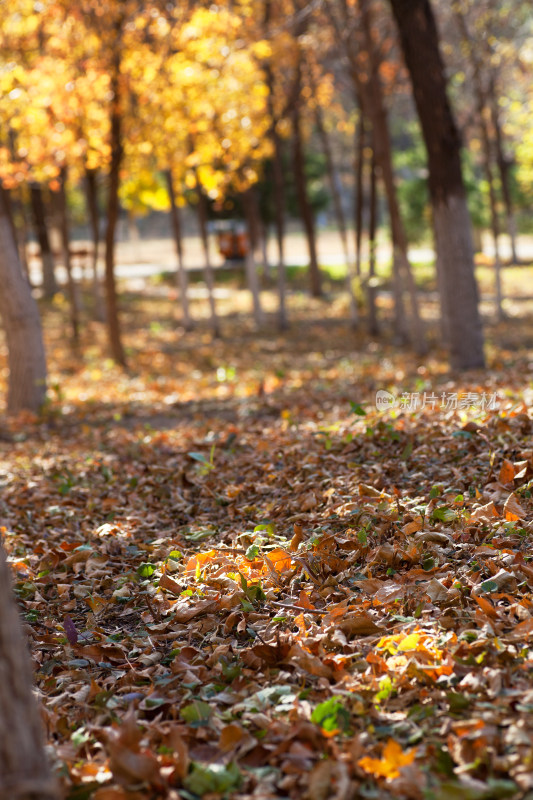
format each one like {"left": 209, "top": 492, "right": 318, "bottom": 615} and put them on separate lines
{"left": 358, "top": 739, "right": 416, "bottom": 779}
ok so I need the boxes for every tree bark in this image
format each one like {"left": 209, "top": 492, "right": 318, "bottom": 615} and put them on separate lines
{"left": 354, "top": 111, "right": 365, "bottom": 281}
{"left": 324, "top": 0, "right": 425, "bottom": 350}
{"left": 0, "top": 187, "right": 47, "bottom": 413}
{"left": 195, "top": 184, "right": 220, "bottom": 338}
{"left": 454, "top": 5, "right": 504, "bottom": 321}
{"left": 165, "top": 169, "right": 192, "bottom": 331}
{"left": 243, "top": 188, "right": 265, "bottom": 329}
{"left": 389, "top": 0, "right": 485, "bottom": 370}
{"left": 29, "top": 183, "right": 57, "bottom": 299}
{"left": 367, "top": 149, "right": 379, "bottom": 337}
{"left": 358, "top": 0, "right": 425, "bottom": 352}
{"left": 314, "top": 92, "right": 358, "bottom": 326}
{"left": 0, "top": 539, "right": 58, "bottom": 799}
{"left": 489, "top": 77, "right": 518, "bottom": 263}
{"left": 263, "top": 11, "right": 288, "bottom": 329}
{"left": 104, "top": 69, "right": 126, "bottom": 367}
{"left": 55, "top": 167, "right": 80, "bottom": 344}
{"left": 291, "top": 91, "right": 322, "bottom": 298}
{"left": 85, "top": 168, "right": 105, "bottom": 321}
{"left": 3, "top": 187, "right": 30, "bottom": 283}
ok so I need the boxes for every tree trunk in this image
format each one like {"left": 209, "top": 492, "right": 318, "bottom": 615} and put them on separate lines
{"left": 271, "top": 139, "right": 288, "bottom": 330}
{"left": 104, "top": 77, "right": 126, "bottom": 367}
{"left": 389, "top": 0, "right": 485, "bottom": 370}
{"left": 292, "top": 101, "right": 322, "bottom": 298}
{"left": 3, "top": 187, "right": 31, "bottom": 283}
{"left": 165, "top": 169, "right": 192, "bottom": 331}
{"left": 195, "top": 185, "right": 220, "bottom": 338}
{"left": 358, "top": 0, "right": 425, "bottom": 352}
{"left": 314, "top": 97, "right": 350, "bottom": 267}
{"left": 489, "top": 78, "right": 518, "bottom": 263}
{"left": 314, "top": 94, "right": 358, "bottom": 326}
{"left": 29, "top": 183, "right": 57, "bottom": 299}
{"left": 367, "top": 149, "right": 379, "bottom": 337}
{"left": 84, "top": 168, "right": 105, "bottom": 322}
{"left": 0, "top": 540, "right": 59, "bottom": 799}
{"left": 325, "top": 0, "right": 425, "bottom": 351}
{"left": 0, "top": 187, "right": 47, "bottom": 413}
{"left": 55, "top": 167, "right": 80, "bottom": 344}
{"left": 264, "top": 41, "right": 288, "bottom": 329}
{"left": 354, "top": 111, "right": 365, "bottom": 281}
{"left": 243, "top": 188, "right": 265, "bottom": 329}
{"left": 454, "top": 6, "right": 504, "bottom": 321}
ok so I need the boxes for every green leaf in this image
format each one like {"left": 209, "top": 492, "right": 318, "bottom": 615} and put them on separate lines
{"left": 183, "top": 529, "right": 212, "bottom": 541}
{"left": 480, "top": 579, "right": 499, "bottom": 593}
{"left": 431, "top": 507, "right": 457, "bottom": 522}
{"left": 71, "top": 727, "right": 91, "bottom": 747}
{"left": 245, "top": 544, "right": 260, "bottom": 560}
{"left": 311, "top": 697, "right": 351, "bottom": 733}
{"left": 188, "top": 451, "right": 209, "bottom": 464}
{"left": 180, "top": 700, "right": 212, "bottom": 726}
{"left": 357, "top": 529, "right": 368, "bottom": 546}
{"left": 401, "top": 441, "right": 413, "bottom": 460}
{"left": 137, "top": 563, "right": 156, "bottom": 578}
{"left": 253, "top": 522, "right": 275, "bottom": 536}
{"left": 374, "top": 675, "right": 394, "bottom": 704}
{"left": 184, "top": 762, "right": 242, "bottom": 796}
{"left": 350, "top": 402, "right": 367, "bottom": 416}
{"left": 447, "top": 692, "right": 471, "bottom": 713}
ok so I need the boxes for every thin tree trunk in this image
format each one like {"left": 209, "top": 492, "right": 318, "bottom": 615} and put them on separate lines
{"left": 0, "top": 541, "right": 59, "bottom": 799}
{"left": 84, "top": 168, "right": 105, "bottom": 321}
{"left": 367, "top": 149, "right": 379, "bottom": 337}
{"left": 196, "top": 185, "right": 220, "bottom": 338}
{"left": 271, "top": 141, "right": 288, "bottom": 330}
{"left": 0, "top": 187, "right": 47, "bottom": 413}
{"left": 314, "top": 93, "right": 358, "bottom": 326}
{"left": 248, "top": 184, "right": 270, "bottom": 279}
{"left": 56, "top": 167, "right": 80, "bottom": 344}
{"left": 454, "top": 6, "right": 504, "bottom": 321}
{"left": 292, "top": 101, "right": 322, "bottom": 298}
{"left": 104, "top": 70, "right": 126, "bottom": 367}
{"left": 165, "top": 169, "right": 192, "bottom": 331}
{"left": 359, "top": 0, "right": 426, "bottom": 352}
{"left": 354, "top": 111, "right": 365, "bottom": 280}
{"left": 264, "top": 27, "right": 288, "bottom": 329}
{"left": 243, "top": 188, "right": 265, "bottom": 329}
{"left": 325, "top": 0, "right": 426, "bottom": 352}
{"left": 390, "top": 0, "right": 485, "bottom": 370}
{"left": 489, "top": 78, "right": 518, "bottom": 263}
{"left": 314, "top": 95, "right": 350, "bottom": 266}
{"left": 29, "top": 183, "right": 57, "bottom": 299}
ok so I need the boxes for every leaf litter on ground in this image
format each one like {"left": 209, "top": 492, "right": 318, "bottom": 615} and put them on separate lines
{"left": 2, "top": 304, "right": 533, "bottom": 799}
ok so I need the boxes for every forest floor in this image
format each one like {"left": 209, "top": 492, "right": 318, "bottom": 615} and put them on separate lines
{"left": 2, "top": 272, "right": 533, "bottom": 800}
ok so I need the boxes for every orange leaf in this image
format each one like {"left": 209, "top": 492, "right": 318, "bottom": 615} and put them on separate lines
{"left": 185, "top": 549, "right": 218, "bottom": 572}
{"left": 358, "top": 739, "right": 416, "bottom": 779}
{"left": 472, "top": 592, "right": 499, "bottom": 619}
{"left": 290, "top": 523, "right": 305, "bottom": 552}
{"left": 499, "top": 459, "right": 516, "bottom": 484}
{"left": 298, "top": 590, "right": 316, "bottom": 610}
{"left": 159, "top": 572, "right": 182, "bottom": 594}
{"left": 263, "top": 548, "right": 292, "bottom": 572}
{"left": 503, "top": 493, "right": 525, "bottom": 521}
